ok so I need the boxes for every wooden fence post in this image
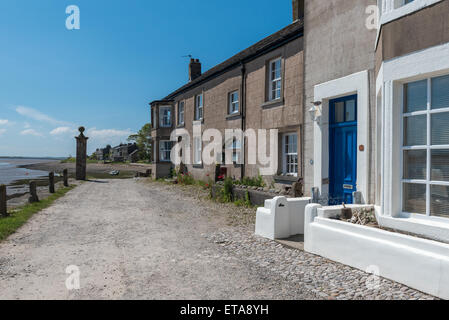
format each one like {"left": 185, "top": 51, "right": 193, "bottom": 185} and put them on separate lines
{"left": 63, "top": 169, "right": 69, "bottom": 187}
{"left": 29, "top": 181, "right": 39, "bottom": 203}
{"left": 49, "top": 172, "right": 55, "bottom": 194}
{"left": 0, "top": 185, "right": 8, "bottom": 217}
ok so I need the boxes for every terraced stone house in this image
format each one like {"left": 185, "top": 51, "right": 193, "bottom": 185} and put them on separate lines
{"left": 150, "top": 1, "right": 305, "bottom": 186}
{"left": 149, "top": 0, "right": 449, "bottom": 232}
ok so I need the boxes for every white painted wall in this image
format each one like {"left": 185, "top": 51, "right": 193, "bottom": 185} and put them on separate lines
{"left": 255, "top": 197, "right": 311, "bottom": 240}
{"left": 305, "top": 204, "right": 449, "bottom": 299}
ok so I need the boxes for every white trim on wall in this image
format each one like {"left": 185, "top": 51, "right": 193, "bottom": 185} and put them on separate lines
{"left": 313, "top": 70, "right": 370, "bottom": 204}
{"left": 379, "top": 0, "right": 443, "bottom": 27}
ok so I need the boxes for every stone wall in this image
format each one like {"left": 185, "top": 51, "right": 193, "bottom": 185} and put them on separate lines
{"left": 211, "top": 184, "right": 295, "bottom": 207}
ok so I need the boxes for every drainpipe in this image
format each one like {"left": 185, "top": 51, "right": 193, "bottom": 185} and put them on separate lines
{"left": 240, "top": 61, "right": 246, "bottom": 180}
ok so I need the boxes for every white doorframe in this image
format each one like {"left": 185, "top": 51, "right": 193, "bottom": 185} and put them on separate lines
{"left": 313, "top": 70, "right": 370, "bottom": 204}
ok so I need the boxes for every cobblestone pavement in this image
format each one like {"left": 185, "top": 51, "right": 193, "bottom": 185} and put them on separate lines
{"left": 205, "top": 227, "right": 437, "bottom": 300}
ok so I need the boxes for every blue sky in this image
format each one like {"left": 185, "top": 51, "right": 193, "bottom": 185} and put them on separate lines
{"left": 0, "top": 0, "right": 292, "bottom": 157}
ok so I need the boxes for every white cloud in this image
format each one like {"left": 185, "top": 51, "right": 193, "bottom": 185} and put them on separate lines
{"left": 87, "top": 128, "right": 132, "bottom": 139}
{"left": 15, "top": 106, "right": 68, "bottom": 125}
{"left": 85, "top": 128, "right": 133, "bottom": 153}
{"left": 21, "top": 129, "right": 43, "bottom": 137}
{"left": 50, "top": 126, "right": 76, "bottom": 135}
{"left": 0, "top": 129, "right": 6, "bottom": 135}
{"left": 0, "top": 119, "right": 8, "bottom": 125}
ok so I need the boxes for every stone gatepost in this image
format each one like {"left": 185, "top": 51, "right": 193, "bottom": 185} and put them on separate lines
{"left": 29, "top": 181, "right": 39, "bottom": 203}
{"left": 49, "top": 172, "right": 55, "bottom": 194}
{"left": 63, "top": 169, "right": 69, "bottom": 187}
{"left": 75, "top": 126, "right": 89, "bottom": 180}
{"left": 0, "top": 185, "right": 7, "bottom": 217}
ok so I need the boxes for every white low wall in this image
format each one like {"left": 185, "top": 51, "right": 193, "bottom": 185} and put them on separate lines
{"left": 255, "top": 196, "right": 311, "bottom": 240}
{"left": 305, "top": 204, "right": 449, "bottom": 299}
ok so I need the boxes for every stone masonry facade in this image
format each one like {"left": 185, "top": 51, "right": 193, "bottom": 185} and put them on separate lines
{"left": 150, "top": 12, "right": 304, "bottom": 187}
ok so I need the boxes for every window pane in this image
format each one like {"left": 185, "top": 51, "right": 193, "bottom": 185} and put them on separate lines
{"left": 431, "top": 185, "right": 449, "bottom": 217}
{"left": 405, "top": 80, "right": 427, "bottom": 113}
{"left": 403, "top": 183, "right": 427, "bottom": 214}
{"left": 431, "top": 149, "right": 449, "bottom": 182}
{"left": 345, "top": 99, "right": 356, "bottom": 122}
{"left": 404, "top": 115, "right": 426, "bottom": 146}
{"left": 334, "top": 102, "right": 345, "bottom": 123}
{"left": 431, "top": 112, "right": 449, "bottom": 145}
{"left": 403, "top": 149, "right": 427, "bottom": 180}
{"left": 432, "top": 75, "right": 449, "bottom": 110}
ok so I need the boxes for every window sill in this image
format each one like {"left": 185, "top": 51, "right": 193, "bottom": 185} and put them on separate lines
{"left": 378, "top": 213, "right": 449, "bottom": 244}
{"left": 177, "top": 123, "right": 185, "bottom": 128}
{"left": 262, "top": 98, "right": 284, "bottom": 109}
{"left": 274, "top": 175, "right": 298, "bottom": 185}
{"left": 226, "top": 113, "right": 242, "bottom": 121}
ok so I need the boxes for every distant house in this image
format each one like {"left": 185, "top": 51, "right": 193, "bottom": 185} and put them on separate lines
{"left": 128, "top": 149, "right": 139, "bottom": 163}
{"left": 111, "top": 143, "right": 138, "bottom": 162}
{"left": 95, "top": 145, "right": 111, "bottom": 161}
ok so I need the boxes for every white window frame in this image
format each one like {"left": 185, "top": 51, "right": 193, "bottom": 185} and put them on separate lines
{"left": 268, "top": 58, "right": 282, "bottom": 101}
{"left": 178, "top": 101, "right": 185, "bottom": 125}
{"left": 228, "top": 91, "right": 239, "bottom": 115}
{"left": 225, "top": 137, "right": 242, "bottom": 164}
{"left": 193, "top": 136, "right": 202, "bottom": 165}
{"left": 159, "top": 106, "right": 172, "bottom": 128}
{"left": 401, "top": 76, "right": 449, "bottom": 217}
{"left": 195, "top": 94, "right": 203, "bottom": 121}
{"left": 379, "top": 0, "right": 443, "bottom": 27}
{"left": 159, "top": 140, "right": 172, "bottom": 162}
{"left": 282, "top": 133, "right": 298, "bottom": 177}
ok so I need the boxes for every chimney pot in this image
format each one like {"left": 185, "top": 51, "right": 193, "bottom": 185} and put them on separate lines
{"left": 189, "top": 58, "right": 202, "bottom": 82}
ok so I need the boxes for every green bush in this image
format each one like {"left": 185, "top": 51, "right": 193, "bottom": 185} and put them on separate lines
{"left": 221, "top": 177, "right": 234, "bottom": 202}
{"left": 234, "top": 175, "right": 265, "bottom": 188}
{"left": 233, "top": 191, "right": 252, "bottom": 208}
{"left": 177, "top": 172, "right": 195, "bottom": 185}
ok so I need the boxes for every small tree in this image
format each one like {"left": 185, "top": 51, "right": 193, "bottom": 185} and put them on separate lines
{"left": 128, "top": 123, "right": 152, "bottom": 162}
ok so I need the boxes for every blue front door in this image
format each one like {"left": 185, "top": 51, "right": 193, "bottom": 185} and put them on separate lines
{"left": 329, "top": 95, "right": 357, "bottom": 205}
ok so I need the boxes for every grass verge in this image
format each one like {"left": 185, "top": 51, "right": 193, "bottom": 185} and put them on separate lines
{"left": 0, "top": 186, "right": 75, "bottom": 242}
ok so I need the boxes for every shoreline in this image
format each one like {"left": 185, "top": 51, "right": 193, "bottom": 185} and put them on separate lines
{"left": 6, "top": 161, "right": 153, "bottom": 208}
{"left": 19, "top": 161, "right": 152, "bottom": 178}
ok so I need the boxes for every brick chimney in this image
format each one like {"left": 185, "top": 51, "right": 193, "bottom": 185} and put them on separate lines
{"left": 292, "top": 0, "right": 304, "bottom": 22}
{"left": 189, "top": 58, "right": 202, "bottom": 82}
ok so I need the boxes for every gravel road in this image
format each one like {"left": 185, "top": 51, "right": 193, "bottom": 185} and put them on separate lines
{"left": 0, "top": 179, "right": 435, "bottom": 300}
{"left": 0, "top": 179, "right": 315, "bottom": 299}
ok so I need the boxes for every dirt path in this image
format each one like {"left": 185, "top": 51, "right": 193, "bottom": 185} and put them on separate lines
{"left": 0, "top": 179, "right": 314, "bottom": 300}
